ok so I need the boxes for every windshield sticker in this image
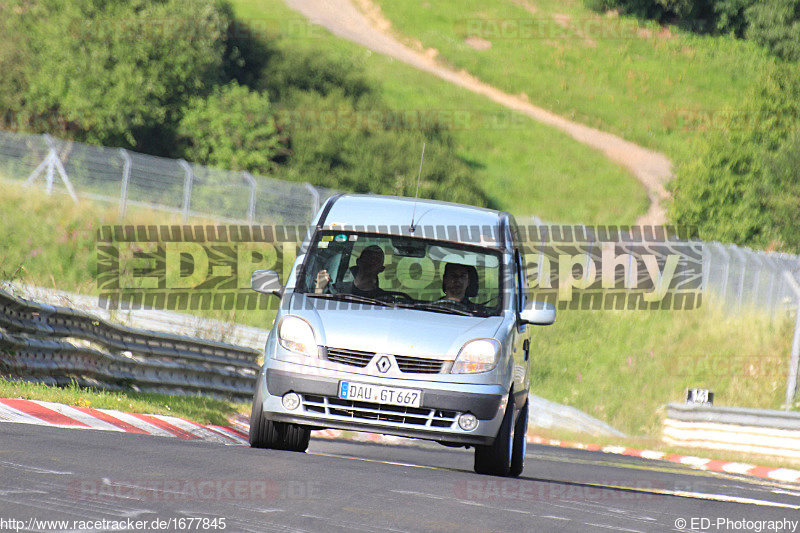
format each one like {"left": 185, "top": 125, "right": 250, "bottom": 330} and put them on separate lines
{"left": 321, "top": 235, "right": 333, "bottom": 241}
{"left": 318, "top": 241, "right": 329, "bottom": 248}
{"left": 349, "top": 235, "right": 359, "bottom": 241}
{"left": 335, "top": 234, "right": 347, "bottom": 242}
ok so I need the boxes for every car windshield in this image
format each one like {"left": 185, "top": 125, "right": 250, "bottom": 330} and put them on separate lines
{"left": 298, "top": 231, "right": 503, "bottom": 317}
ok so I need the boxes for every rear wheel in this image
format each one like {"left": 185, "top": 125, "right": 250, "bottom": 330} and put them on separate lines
{"left": 473, "top": 399, "right": 514, "bottom": 476}
{"left": 249, "top": 390, "right": 310, "bottom": 452}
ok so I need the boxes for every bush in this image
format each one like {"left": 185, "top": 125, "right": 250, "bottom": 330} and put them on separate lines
{"left": 746, "top": 0, "right": 800, "bottom": 61}
{"left": 178, "top": 82, "right": 287, "bottom": 173}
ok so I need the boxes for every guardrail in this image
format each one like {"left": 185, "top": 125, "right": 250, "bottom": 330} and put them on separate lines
{"left": 528, "top": 395, "right": 626, "bottom": 437}
{"left": 663, "top": 403, "right": 800, "bottom": 459}
{"left": 0, "top": 288, "right": 259, "bottom": 401}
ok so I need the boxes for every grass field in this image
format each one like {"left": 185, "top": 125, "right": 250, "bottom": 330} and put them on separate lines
{"left": 0, "top": 181, "right": 279, "bottom": 329}
{"left": 2, "top": 183, "right": 796, "bottom": 441}
{"left": 531, "top": 303, "right": 796, "bottom": 436}
{"left": 0, "top": 379, "right": 247, "bottom": 426}
{"left": 368, "top": 0, "right": 772, "bottom": 165}
{"left": 229, "top": 0, "right": 648, "bottom": 224}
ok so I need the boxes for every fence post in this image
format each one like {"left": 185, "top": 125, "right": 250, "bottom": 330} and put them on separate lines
{"left": 304, "top": 182, "right": 320, "bottom": 215}
{"left": 783, "top": 271, "right": 800, "bottom": 410}
{"left": 717, "top": 243, "right": 731, "bottom": 304}
{"left": 732, "top": 247, "right": 748, "bottom": 313}
{"left": 179, "top": 159, "right": 193, "bottom": 223}
{"left": 762, "top": 255, "right": 775, "bottom": 316}
{"left": 24, "top": 134, "right": 79, "bottom": 203}
{"left": 118, "top": 148, "right": 132, "bottom": 220}
{"left": 243, "top": 172, "right": 256, "bottom": 225}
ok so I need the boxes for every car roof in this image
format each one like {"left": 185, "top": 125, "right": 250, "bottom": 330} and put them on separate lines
{"left": 316, "top": 194, "right": 509, "bottom": 249}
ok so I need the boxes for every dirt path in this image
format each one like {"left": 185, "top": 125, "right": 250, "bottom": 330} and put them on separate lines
{"left": 284, "top": 0, "right": 672, "bottom": 225}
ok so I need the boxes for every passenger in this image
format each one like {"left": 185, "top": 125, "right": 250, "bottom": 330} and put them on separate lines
{"left": 435, "top": 263, "right": 478, "bottom": 310}
{"left": 315, "top": 245, "right": 388, "bottom": 297}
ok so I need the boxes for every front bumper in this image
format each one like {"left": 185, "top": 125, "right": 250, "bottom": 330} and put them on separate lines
{"left": 258, "top": 363, "right": 508, "bottom": 446}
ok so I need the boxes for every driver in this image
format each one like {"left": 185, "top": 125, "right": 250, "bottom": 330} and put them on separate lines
{"left": 315, "top": 245, "right": 388, "bottom": 298}
{"left": 436, "top": 263, "right": 476, "bottom": 310}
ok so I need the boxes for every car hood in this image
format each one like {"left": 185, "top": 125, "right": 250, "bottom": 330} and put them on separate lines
{"left": 288, "top": 294, "right": 505, "bottom": 358}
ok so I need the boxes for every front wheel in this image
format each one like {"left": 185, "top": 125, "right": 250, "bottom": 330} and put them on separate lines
{"left": 249, "top": 390, "right": 310, "bottom": 452}
{"left": 509, "top": 398, "right": 528, "bottom": 477}
{"left": 473, "top": 399, "right": 514, "bottom": 476}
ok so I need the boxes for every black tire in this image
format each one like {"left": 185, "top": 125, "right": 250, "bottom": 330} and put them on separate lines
{"left": 249, "top": 390, "right": 310, "bottom": 452}
{"left": 509, "top": 398, "right": 528, "bottom": 477}
{"left": 474, "top": 398, "right": 514, "bottom": 476}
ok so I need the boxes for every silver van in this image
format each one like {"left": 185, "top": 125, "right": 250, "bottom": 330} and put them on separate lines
{"left": 249, "top": 194, "right": 555, "bottom": 476}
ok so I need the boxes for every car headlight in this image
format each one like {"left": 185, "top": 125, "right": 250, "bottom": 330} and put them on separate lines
{"left": 451, "top": 339, "right": 500, "bottom": 374}
{"left": 277, "top": 316, "right": 318, "bottom": 357}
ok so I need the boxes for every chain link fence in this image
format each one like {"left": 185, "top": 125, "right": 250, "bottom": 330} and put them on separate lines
{"left": 703, "top": 241, "right": 800, "bottom": 318}
{"left": 702, "top": 242, "right": 800, "bottom": 409}
{"left": 0, "top": 130, "right": 335, "bottom": 225}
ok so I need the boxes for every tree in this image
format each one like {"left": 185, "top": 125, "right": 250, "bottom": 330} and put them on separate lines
{"left": 669, "top": 62, "right": 800, "bottom": 252}
{"left": 4, "top": 0, "right": 230, "bottom": 150}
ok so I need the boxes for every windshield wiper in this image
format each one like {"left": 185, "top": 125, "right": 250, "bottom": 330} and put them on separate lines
{"left": 306, "top": 292, "right": 394, "bottom": 308}
{"left": 400, "top": 302, "right": 475, "bottom": 316}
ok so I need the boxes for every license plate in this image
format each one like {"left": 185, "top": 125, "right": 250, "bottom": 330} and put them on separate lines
{"left": 338, "top": 382, "right": 422, "bottom": 408}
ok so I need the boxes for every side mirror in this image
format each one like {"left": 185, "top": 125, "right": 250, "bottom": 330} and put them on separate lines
{"left": 519, "top": 301, "right": 555, "bottom": 326}
{"left": 251, "top": 270, "right": 283, "bottom": 297}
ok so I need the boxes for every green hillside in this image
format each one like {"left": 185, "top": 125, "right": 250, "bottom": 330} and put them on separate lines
{"left": 369, "top": 0, "right": 772, "bottom": 164}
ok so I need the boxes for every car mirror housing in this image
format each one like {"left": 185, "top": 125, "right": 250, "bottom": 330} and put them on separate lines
{"left": 251, "top": 270, "right": 283, "bottom": 297}
{"left": 519, "top": 301, "right": 556, "bottom": 325}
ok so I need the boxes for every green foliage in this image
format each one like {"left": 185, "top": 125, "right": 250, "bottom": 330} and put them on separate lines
{"left": 669, "top": 62, "right": 800, "bottom": 251}
{"left": 274, "top": 90, "right": 489, "bottom": 206}
{"left": 0, "top": 0, "right": 488, "bottom": 209}
{"left": 713, "top": 0, "right": 753, "bottom": 36}
{"left": 583, "top": 0, "right": 717, "bottom": 28}
{"left": 584, "top": 0, "right": 800, "bottom": 55}
{"left": 178, "top": 82, "right": 288, "bottom": 173}
{"left": 1, "top": 0, "right": 230, "bottom": 150}
{"left": 746, "top": 0, "right": 800, "bottom": 61}
{"left": 257, "top": 48, "right": 373, "bottom": 103}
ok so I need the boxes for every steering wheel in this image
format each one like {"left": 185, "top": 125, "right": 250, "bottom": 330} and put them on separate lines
{"left": 432, "top": 298, "right": 472, "bottom": 311}
{"left": 381, "top": 291, "right": 415, "bottom": 304}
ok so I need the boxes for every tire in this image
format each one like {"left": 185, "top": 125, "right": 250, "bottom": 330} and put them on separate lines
{"left": 509, "top": 398, "right": 528, "bottom": 477}
{"left": 249, "top": 388, "right": 310, "bottom": 452}
{"left": 473, "top": 398, "right": 514, "bottom": 476}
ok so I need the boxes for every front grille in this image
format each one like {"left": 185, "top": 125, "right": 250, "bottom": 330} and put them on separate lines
{"left": 325, "top": 347, "right": 445, "bottom": 374}
{"left": 394, "top": 356, "right": 444, "bottom": 374}
{"left": 301, "top": 394, "right": 457, "bottom": 428}
{"left": 326, "top": 347, "right": 373, "bottom": 367}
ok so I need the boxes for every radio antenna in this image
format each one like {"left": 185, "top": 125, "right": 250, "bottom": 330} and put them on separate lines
{"left": 409, "top": 142, "right": 425, "bottom": 233}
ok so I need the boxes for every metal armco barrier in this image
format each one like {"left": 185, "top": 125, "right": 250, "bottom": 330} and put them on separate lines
{"left": 0, "top": 288, "right": 259, "bottom": 400}
{"left": 663, "top": 403, "right": 800, "bottom": 459}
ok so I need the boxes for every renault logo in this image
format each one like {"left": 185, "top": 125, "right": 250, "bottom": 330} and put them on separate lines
{"left": 376, "top": 356, "right": 391, "bottom": 373}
